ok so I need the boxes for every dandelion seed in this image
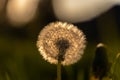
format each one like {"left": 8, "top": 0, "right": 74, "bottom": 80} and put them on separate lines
{"left": 37, "top": 21, "right": 86, "bottom": 65}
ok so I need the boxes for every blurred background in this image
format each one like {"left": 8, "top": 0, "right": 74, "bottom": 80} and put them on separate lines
{"left": 0, "top": 0, "right": 120, "bottom": 80}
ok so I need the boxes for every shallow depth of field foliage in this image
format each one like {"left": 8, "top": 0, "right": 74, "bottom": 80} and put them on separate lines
{"left": 0, "top": 0, "right": 120, "bottom": 80}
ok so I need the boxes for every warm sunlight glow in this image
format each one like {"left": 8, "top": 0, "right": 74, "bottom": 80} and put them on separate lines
{"left": 0, "top": 0, "right": 6, "bottom": 12}
{"left": 52, "top": 0, "right": 118, "bottom": 23}
{"left": 7, "top": 0, "right": 40, "bottom": 26}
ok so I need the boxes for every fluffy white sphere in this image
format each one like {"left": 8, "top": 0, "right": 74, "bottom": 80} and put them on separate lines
{"left": 37, "top": 21, "right": 86, "bottom": 65}
{"left": 52, "top": 0, "right": 120, "bottom": 23}
{"left": 7, "top": 0, "right": 40, "bottom": 26}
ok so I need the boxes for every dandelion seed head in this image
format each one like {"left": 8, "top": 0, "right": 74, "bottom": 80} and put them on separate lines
{"left": 37, "top": 21, "right": 86, "bottom": 65}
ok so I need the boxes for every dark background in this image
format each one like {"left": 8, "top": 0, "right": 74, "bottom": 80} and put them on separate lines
{"left": 0, "top": 0, "right": 120, "bottom": 80}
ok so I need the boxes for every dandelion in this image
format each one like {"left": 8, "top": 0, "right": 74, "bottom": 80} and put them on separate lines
{"left": 37, "top": 21, "right": 86, "bottom": 65}
{"left": 6, "top": 0, "right": 40, "bottom": 26}
{"left": 52, "top": 0, "right": 120, "bottom": 23}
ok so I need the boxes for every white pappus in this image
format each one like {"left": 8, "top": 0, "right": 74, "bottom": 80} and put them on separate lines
{"left": 52, "top": 0, "right": 120, "bottom": 23}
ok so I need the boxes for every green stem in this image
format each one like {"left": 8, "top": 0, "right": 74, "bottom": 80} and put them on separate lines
{"left": 5, "top": 72, "right": 10, "bottom": 80}
{"left": 57, "top": 61, "right": 61, "bottom": 80}
{"left": 111, "top": 53, "right": 120, "bottom": 80}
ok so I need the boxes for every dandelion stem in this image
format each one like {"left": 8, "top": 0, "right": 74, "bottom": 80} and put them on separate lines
{"left": 57, "top": 60, "right": 61, "bottom": 80}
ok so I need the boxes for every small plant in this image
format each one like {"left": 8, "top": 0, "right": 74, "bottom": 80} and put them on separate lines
{"left": 91, "top": 43, "right": 110, "bottom": 80}
{"left": 91, "top": 43, "right": 120, "bottom": 80}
